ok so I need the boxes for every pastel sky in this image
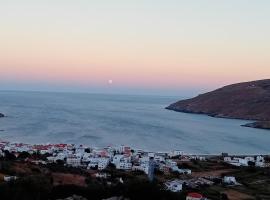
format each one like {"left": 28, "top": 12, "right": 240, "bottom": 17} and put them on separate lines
{"left": 0, "top": 0, "right": 270, "bottom": 95}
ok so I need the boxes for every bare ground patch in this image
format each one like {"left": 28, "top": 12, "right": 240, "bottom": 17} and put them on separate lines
{"left": 52, "top": 172, "right": 87, "bottom": 187}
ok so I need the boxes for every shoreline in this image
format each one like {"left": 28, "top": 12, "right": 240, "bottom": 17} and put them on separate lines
{"left": 1, "top": 138, "right": 268, "bottom": 157}
{"left": 166, "top": 107, "right": 270, "bottom": 130}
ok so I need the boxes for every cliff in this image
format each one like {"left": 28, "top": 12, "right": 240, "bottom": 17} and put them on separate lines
{"left": 166, "top": 79, "right": 270, "bottom": 129}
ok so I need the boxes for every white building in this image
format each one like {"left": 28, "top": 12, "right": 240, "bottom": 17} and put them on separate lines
{"left": 75, "top": 145, "right": 86, "bottom": 154}
{"left": 256, "top": 156, "right": 264, "bottom": 162}
{"left": 227, "top": 157, "right": 248, "bottom": 167}
{"left": 190, "top": 156, "right": 206, "bottom": 161}
{"left": 171, "top": 166, "right": 192, "bottom": 175}
{"left": 224, "top": 157, "right": 231, "bottom": 162}
{"left": 0, "top": 149, "right": 4, "bottom": 157}
{"left": 256, "top": 161, "right": 265, "bottom": 167}
{"left": 148, "top": 152, "right": 155, "bottom": 158}
{"left": 169, "top": 150, "right": 184, "bottom": 157}
{"left": 165, "top": 180, "right": 183, "bottom": 192}
{"left": 95, "top": 173, "right": 109, "bottom": 178}
{"left": 112, "top": 155, "right": 124, "bottom": 165}
{"left": 4, "top": 176, "right": 17, "bottom": 182}
{"left": 86, "top": 157, "right": 110, "bottom": 170}
{"left": 139, "top": 156, "right": 150, "bottom": 163}
{"left": 81, "top": 153, "right": 92, "bottom": 162}
{"left": 116, "top": 145, "right": 131, "bottom": 154}
{"left": 117, "top": 161, "right": 132, "bottom": 170}
{"left": 66, "top": 155, "right": 81, "bottom": 167}
{"left": 245, "top": 156, "right": 255, "bottom": 162}
{"left": 223, "top": 176, "right": 237, "bottom": 185}
{"left": 166, "top": 159, "right": 177, "bottom": 168}
{"left": 55, "top": 153, "right": 66, "bottom": 161}
{"left": 98, "top": 158, "right": 110, "bottom": 170}
{"left": 255, "top": 156, "right": 265, "bottom": 167}
{"left": 87, "top": 162, "right": 98, "bottom": 169}
{"left": 142, "top": 163, "right": 150, "bottom": 174}
{"left": 154, "top": 155, "right": 165, "bottom": 162}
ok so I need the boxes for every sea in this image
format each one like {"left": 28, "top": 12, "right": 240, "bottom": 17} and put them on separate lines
{"left": 0, "top": 91, "right": 269, "bottom": 154}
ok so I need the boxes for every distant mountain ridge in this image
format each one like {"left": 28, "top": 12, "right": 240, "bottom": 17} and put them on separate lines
{"left": 166, "top": 79, "right": 270, "bottom": 129}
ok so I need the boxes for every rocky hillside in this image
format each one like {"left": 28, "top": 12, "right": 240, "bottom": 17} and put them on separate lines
{"left": 166, "top": 79, "right": 270, "bottom": 129}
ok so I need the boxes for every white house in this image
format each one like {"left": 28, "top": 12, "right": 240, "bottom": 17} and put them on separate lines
{"left": 95, "top": 173, "right": 109, "bottom": 178}
{"left": 86, "top": 157, "right": 109, "bottom": 170}
{"left": 136, "top": 162, "right": 150, "bottom": 174}
{"left": 154, "top": 155, "right": 165, "bottom": 162}
{"left": 169, "top": 150, "right": 184, "bottom": 157}
{"left": 245, "top": 156, "right": 255, "bottom": 162}
{"left": 164, "top": 180, "right": 183, "bottom": 192}
{"left": 81, "top": 153, "right": 92, "bottom": 162}
{"left": 55, "top": 153, "right": 66, "bottom": 161}
{"left": 256, "top": 156, "right": 264, "bottom": 162}
{"left": 190, "top": 156, "right": 206, "bottom": 161}
{"left": 171, "top": 166, "right": 192, "bottom": 175}
{"left": 75, "top": 145, "right": 86, "bottom": 154}
{"left": 166, "top": 160, "right": 177, "bottom": 168}
{"left": 132, "top": 161, "right": 149, "bottom": 174}
{"left": 87, "top": 162, "right": 98, "bottom": 169}
{"left": 256, "top": 161, "right": 265, "bottom": 167}
{"left": 116, "top": 145, "right": 131, "bottom": 154}
{"left": 180, "top": 169, "right": 192, "bottom": 175}
{"left": 98, "top": 158, "right": 110, "bottom": 170}
{"left": 112, "top": 155, "right": 124, "bottom": 165}
{"left": 238, "top": 158, "right": 249, "bottom": 166}
{"left": 148, "top": 152, "right": 155, "bottom": 158}
{"left": 4, "top": 176, "right": 17, "bottom": 182}
{"left": 255, "top": 156, "right": 265, "bottom": 167}
{"left": 224, "top": 157, "right": 231, "bottom": 162}
{"left": 228, "top": 158, "right": 248, "bottom": 167}
{"left": 117, "top": 161, "right": 132, "bottom": 170}
{"left": 66, "top": 155, "right": 81, "bottom": 167}
{"left": 223, "top": 176, "right": 237, "bottom": 185}
{"left": 0, "top": 149, "right": 4, "bottom": 157}
{"left": 139, "top": 156, "right": 150, "bottom": 163}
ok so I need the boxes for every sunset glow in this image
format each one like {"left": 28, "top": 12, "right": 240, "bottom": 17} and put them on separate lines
{"left": 1, "top": 1, "right": 270, "bottom": 95}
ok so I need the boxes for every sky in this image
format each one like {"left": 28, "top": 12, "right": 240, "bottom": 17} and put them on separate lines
{"left": 0, "top": 0, "right": 270, "bottom": 96}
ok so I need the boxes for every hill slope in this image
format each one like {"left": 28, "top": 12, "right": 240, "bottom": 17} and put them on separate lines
{"left": 166, "top": 79, "right": 270, "bottom": 129}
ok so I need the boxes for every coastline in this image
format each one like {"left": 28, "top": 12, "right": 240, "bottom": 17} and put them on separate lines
{"left": 242, "top": 121, "right": 270, "bottom": 130}
{"left": 166, "top": 107, "right": 270, "bottom": 131}
{"left": 0, "top": 138, "right": 269, "bottom": 156}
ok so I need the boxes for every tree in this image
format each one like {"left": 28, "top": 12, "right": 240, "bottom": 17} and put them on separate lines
{"left": 0, "top": 175, "right": 52, "bottom": 200}
{"left": 248, "top": 161, "right": 255, "bottom": 167}
{"left": 56, "top": 159, "right": 65, "bottom": 165}
{"left": 18, "top": 151, "right": 31, "bottom": 159}
{"left": 4, "top": 150, "right": 16, "bottom": 160}
{"left": 220, "top": 193, "right": 229, "bottom": 200}
{"left": 85, "top": 148, "right": 91, "bottom": 153}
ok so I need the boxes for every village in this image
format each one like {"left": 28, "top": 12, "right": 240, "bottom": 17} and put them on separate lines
{"left": 0, "top": 139, "right": 270, "bottom": 200}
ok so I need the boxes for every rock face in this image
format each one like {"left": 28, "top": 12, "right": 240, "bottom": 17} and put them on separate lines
{"left": 166, "top": 79, "right": 270, "bottom": 129}
{"left": 0, "top": 113, "right": 4, "bottom": 118}
{"left": 242, "top": 121, "right": 270, "bottom": 130}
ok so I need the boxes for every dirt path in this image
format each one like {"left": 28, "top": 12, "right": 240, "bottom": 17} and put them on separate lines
{"left": 224, "top": 189, "right": 254, "bottom": 200}
{"left": 191, "top": 169, "right": 235, "bottom": 178}
{"left": 52, "top": 172, "right": 87, "bottom": 187}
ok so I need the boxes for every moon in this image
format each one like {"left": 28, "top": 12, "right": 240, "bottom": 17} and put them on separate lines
{"left": 108, "top": 79, "right": 113, "bottom": 84}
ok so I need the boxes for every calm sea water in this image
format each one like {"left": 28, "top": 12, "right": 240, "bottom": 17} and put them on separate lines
{"left": 0, "top": 91, "right": 269, "bottom": 154}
